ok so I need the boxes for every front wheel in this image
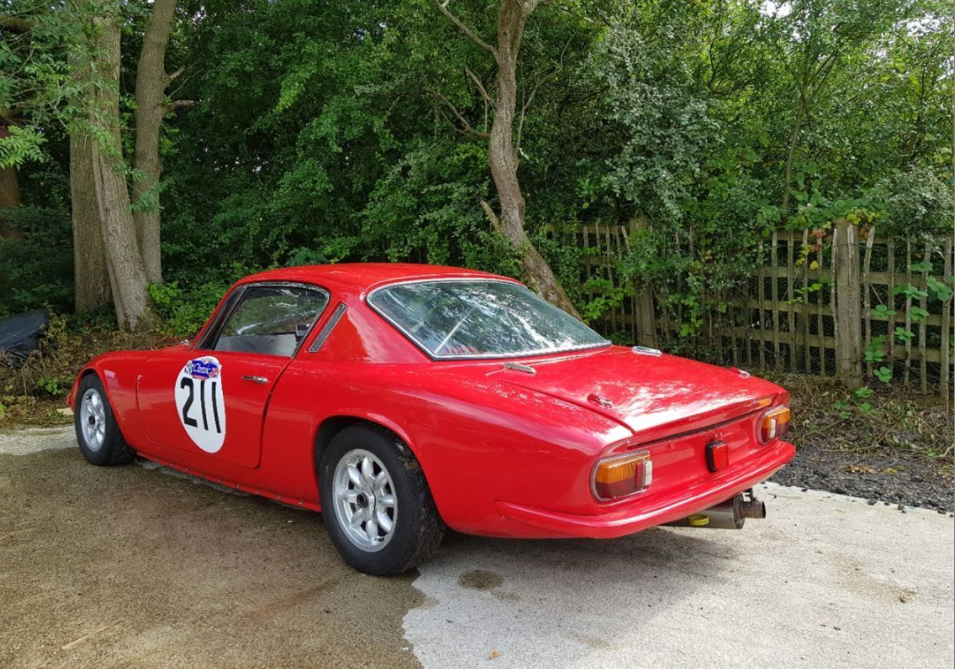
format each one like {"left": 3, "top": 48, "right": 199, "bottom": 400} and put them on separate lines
{"left": 74, "top": 374, "right": 136, "bottom": 466}
{"left": 319, "top": 424, "right": 443, "bottom": 575}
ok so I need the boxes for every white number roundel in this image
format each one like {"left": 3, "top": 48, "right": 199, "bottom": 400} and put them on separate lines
{"left": 174, "top": 356, "right": 226, "bottom": 453}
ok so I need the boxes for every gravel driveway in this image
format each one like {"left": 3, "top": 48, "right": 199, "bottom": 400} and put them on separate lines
{"left": 1, "top": 427, "right": 952, "bottom": 669}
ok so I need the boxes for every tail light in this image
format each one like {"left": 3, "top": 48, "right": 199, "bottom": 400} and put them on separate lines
{"left": 592, "top": 450, "right": 652, "bottom": 501}
{"left": 759, "top": 406, "right": 791, "bottom": 443}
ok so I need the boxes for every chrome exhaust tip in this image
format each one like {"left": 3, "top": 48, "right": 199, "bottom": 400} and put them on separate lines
{"left": 665, "top": 489, "right": 765, "bottom": 530}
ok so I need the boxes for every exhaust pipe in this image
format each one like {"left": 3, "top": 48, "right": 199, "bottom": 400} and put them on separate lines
{"left": 665, "top": 489, "right": 766, "bottom": 530}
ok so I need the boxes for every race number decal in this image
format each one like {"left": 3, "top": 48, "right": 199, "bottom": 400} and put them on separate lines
{"left": 174, "top": 356, "right": 226, "bottom": 453}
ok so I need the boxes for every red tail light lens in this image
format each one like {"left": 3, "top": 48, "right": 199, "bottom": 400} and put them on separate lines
{"left": 593, "top": 450, "right": 652, "bottom": 501}
{"left": 759, "top": 406, "right": 791, "bottom": 443}
{"left": 706, "top": 441, "right": 729, "bottom": 472}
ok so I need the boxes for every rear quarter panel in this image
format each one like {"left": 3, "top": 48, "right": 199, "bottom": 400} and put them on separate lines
{"left": 263, "top": 359, "right": 631, "bottom": 536}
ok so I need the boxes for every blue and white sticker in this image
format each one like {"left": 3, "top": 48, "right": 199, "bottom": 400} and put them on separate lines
{"left": 175, "top": 356, "right": 226, "bottom": 453}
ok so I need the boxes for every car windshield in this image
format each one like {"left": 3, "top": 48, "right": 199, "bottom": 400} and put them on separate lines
{"left": 368, "top": 280, "right": 610, "bottom": 359}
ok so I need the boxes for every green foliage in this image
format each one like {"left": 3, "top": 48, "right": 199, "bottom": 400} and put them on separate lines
{"left": 926, "top": 276, "right": 953, "bottom": 302}
{"left": 34, "top": 375, "right": 65, "bottom": 397}
{"left": 864, "top": 335, "right": 887, "bottom": 363}
{"left": 871, "top": 304, "right": 896, "bottom": 319}
{"left": 579, "top": 277, "right": 628, "bottom": 323}
{"left": 148, "top": 279, "right": 238, "bottom": 338}
{"left": 894, "top": 326, "right": 915, "bottom": 344}
{"left": 893, "top": 283, "right": 929, "bottom": 301}
{"left": 0, "top": 207, "right": 74, "bottom": 318}
{"left": 873, "top": 366, "right": 893, "bottom": 383}
{"left": 0, "top": 126, "right": 46, "bottom": 169}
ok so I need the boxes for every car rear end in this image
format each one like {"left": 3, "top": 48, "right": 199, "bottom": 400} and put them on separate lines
{"left": 493, "top": 392, "right": 795, "bottom": 538}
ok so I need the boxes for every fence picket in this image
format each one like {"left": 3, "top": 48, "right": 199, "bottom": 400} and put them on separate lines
{"left": 758, "top": 242, "right": 766, "bottom": 369}
{"left": 771, "top": 232, "right": 781, "bottom": 370}
{"left": 919, "top": 242, "right": 931, "bottom": 393}
{"left": 862, "top": 226, "right": 875, "bottom": 379}
{"left": 802, "top": 229, "right": 810, "bottom": 372}
{"left": 888, "top": 242, "right": 897, "bottom": 367}
{"left": 787, "top": 231, "right": 797, "bottom": 372}
{"left": 904, "top": 241, "right": 912, "bottom": 386}
{"left": 941, "top": 238, "right": 952, "bottom": 399}
{"left": 817, "top": 244, "right": 826, "bottom": 375}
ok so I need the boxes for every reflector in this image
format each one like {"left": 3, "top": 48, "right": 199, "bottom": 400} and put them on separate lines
{"left": 706, "top": 441, "right": 729, "bottom": 473}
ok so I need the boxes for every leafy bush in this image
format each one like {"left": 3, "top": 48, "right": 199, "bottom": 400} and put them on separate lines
{"left": 148, "top": 279, "right": 236, "bottom": 338}
{"left": 0, "top": 206, "right": 73, "bottom": 318}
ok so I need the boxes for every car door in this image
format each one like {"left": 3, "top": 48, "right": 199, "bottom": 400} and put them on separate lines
{"left": 138, "top": 283, "right": 330, "bottom": 468}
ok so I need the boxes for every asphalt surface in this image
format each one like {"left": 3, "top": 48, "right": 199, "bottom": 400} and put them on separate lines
{"left": 1, "top": 427, "right": 952, "bottom": 669}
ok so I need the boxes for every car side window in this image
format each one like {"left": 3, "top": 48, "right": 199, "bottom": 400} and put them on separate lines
{"left": 212, "top": 285, "right": 329, "bottom": 357}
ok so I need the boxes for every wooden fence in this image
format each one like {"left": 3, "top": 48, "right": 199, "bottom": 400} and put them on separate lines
{"left": 574, "top": 221, "right": 954, "bottom": 397}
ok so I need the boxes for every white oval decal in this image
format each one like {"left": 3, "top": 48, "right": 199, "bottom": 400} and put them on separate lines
{"left": 174, "top": 356, "right": 226, "bottom": 453}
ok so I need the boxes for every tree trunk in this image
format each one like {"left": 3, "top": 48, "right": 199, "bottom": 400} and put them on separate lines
{"left": 132, "top": 0, "right": 178, "bottom": 284}
{"left": 0, "top": 165, "right": 21, "bottom": 240}
{"left": 71, "top": 134, "right": 112, "bottom": 311}
{"left": 89, "top": 12, "right": 156, "bottom": 331}
{"left": 0, "top": 166, "right": 19, "bottom": 209}
{"left": 0, "top": 119, "right": 23, "bottom": 239}
{"left": 67, "top": 26, "right": 112, "bottom": 311}
{"left": 779, "top": 96, "right": 805, "bottom": 225}
{"left": 486, "top": 0, "right": 579, "bottom": 317}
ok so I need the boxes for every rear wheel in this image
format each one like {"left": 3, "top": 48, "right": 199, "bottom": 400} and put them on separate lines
{"left": 74, "top": 374, "right": 136, "bottom": 466}
{"left": 319, "top": 424, "right": 443, "bottom": 575}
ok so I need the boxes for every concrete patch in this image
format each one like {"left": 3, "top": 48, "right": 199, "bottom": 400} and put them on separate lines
{"left": 404, "top": 483, "right": 954, "bottom": 669}
{"left": 0, "top": 426, "right": 74, "bottom": 455}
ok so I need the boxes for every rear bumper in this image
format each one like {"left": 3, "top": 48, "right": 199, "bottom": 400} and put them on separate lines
{"left": 494, "top": 440, "right": 795, "bottom": 539}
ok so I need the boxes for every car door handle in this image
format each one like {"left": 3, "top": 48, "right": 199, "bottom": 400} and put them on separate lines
{"left": 242, "top": 375, "right": 269, "bottom": 384}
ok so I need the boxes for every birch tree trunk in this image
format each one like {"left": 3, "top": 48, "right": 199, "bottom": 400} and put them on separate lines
{"left": 132, "top": 0, "right": 179, "bottom": 284}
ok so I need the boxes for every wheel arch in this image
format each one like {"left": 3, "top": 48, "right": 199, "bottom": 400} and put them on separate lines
{"left": 312, "top": 414, "right": 429, "bottom": 493}
{"left": 68, "top": 366, "right": 100, "bottom": 408}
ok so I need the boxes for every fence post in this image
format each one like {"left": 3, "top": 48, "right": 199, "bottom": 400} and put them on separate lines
{"left": 629, "top": 217, "right": 657, "bottom": 347}
{"left": 834, "top": 219, "right": 863, "bottom": 386}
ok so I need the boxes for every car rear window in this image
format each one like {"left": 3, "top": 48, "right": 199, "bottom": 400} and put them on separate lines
{"left": 367, "top": 280, "right": 609, "bottom": 359}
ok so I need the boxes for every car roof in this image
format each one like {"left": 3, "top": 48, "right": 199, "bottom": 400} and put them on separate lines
{"left": 237, "top": 263, "right": 518, "bottom": 294}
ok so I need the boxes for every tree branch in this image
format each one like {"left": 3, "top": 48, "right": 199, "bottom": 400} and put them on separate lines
{"left": 167, "top": 99, "right": 197, "bottom": 110}
{"left": 426, "top": 87, "right": 490, "bottom": 138}
{"left": 516, "top": 38, "right": 569, "bottom": 152}
{"left": 480, "top": 199, "right": 503, "bottom": 233}
{"left": 435, "top": 1, "right": 498, "bottom": 59}
{"left": 166, "top": 66, "right": 186, "bottom": 83}
{"left": 464, "top": 67, "right": 496, "bottom": 109}
{"left": 0, "top": 16, "right": 33, "bottom": 32}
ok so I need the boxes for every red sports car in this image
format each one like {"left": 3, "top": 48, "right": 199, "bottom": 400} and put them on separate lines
{"left": 69, "top": 264, "right": 795, "bottom": 574}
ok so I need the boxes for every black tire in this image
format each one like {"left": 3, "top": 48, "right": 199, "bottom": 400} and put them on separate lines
{"left": 74, "top": 373, "right": 136, "bottom": 466}
{"left": 319, "top": 424, "right": 444, "bottom": 575}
